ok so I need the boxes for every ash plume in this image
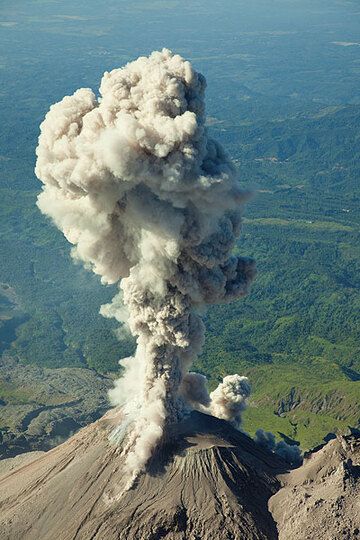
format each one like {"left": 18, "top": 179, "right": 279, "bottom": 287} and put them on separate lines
{"left": 209, "top": 374, "right": 251, "bottom": 426}
{"left": 35, "top": 49, "right": 255, "bottom": 483}
{"left": 255, "top": 429, "right": 303, "bottom": 466}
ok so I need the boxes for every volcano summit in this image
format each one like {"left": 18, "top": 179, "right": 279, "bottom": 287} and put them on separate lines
{"left": 0, "top": 410, "right": 286, "bottom": 540}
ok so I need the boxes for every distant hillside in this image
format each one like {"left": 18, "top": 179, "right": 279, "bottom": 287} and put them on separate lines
{"left": 218, "top": 105, "right": 360, "bottom": 206}
{"left": 199, "top": 105, "right": 360, "bottom": 448}
{"left": 242, "top": 105, "right": 359, "bottom": 200}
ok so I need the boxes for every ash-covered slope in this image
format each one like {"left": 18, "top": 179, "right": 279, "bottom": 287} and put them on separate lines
{"left": 270, "top": 431, "right": 360, "bottom": 540}
{"left": 0, "top": 410, "right": 287, "bottom": 540}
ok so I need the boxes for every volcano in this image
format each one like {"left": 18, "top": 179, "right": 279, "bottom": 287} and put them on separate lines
{"left": 0, "top": 410, "right": 288, "bottom": 540}
{"left": 1, "top": 411, "right": 359, "bottom": 539}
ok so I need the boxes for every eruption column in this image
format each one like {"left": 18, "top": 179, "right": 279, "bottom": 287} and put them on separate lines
{"left": 35, "top": 49, "right": 255, "bottom": 482}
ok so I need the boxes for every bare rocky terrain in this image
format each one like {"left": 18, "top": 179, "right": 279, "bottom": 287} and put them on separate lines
{"left": 0, "top": 355, "right": 113, "bottom": 458}
{"left": 270, "top": 430, "right": 360, "bottom": 540}
{"left": 0, "top": 451, "right": 44, "bottom": 477}
{"left": 0, "top": 410, "right": 287, "bottom": 540}
{"left": 0, "top": 410, "right": 358, "bottom": 539}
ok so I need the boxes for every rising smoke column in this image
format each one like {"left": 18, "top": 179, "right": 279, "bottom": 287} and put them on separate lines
{"left": 35, "top": 49, "right": 255, "bottom": 482}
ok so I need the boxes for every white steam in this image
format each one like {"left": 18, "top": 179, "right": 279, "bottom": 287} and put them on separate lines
{"left": 35, "top": 49, "right": 255, "bottom": 483}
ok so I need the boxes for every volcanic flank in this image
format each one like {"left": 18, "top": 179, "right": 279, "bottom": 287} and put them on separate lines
{"left": 1, "top": 413, "right": 360, "bottom": 539}
{"left": 0, "top": 410, "right": 287, "bottom": 540}
{"left": 34, "top": 48, "right": 256, "bottom": 485}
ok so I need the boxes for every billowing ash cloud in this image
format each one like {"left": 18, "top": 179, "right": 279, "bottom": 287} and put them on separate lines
{"left": 180, "top": 371, "right": 211, "bottom": 408}
{"left": 180, "top": 373, "right": 250, "bottom": 428}
{"left": 35, "top": 49, "right": 255, "bottom": 484}
{"left": 255, "top": 429, "right": 303, "bottom": 466}
{"left": 209, "top": 374, "right": 251, "bottom": 426}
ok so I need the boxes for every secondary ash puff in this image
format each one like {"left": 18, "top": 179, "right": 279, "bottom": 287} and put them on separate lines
{"left": 255, "top": 429, "right": 303, "bottom": 466}
{"left": 35, "top": 48, "right": 256, "bottom": 483}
